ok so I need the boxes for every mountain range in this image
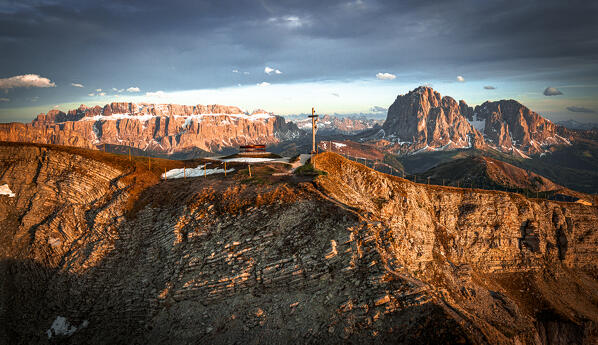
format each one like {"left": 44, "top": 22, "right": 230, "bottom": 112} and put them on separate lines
{"left": 377, "top": 86, "right": 572, "bottom": 157}
{"left": 0, "top": 102, "right": 301, "bottom": 155}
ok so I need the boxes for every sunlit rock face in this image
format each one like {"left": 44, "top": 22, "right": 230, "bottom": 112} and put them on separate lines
{"left": 1, "top": 147, "right": 597, "bottom": 344}
{"left": 380, "top": 87, "right": 571, "bottom": 156}
{"left": 0, "top": 102, "right": 301, "bottom": 154}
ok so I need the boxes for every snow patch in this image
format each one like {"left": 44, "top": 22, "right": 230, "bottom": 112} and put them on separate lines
{"left": 162, "top": 166, "right": 235, "bottom": 179}
{"left": 0, "top": 184, "right": 15, "bottom": 197}
{"left": 47, "top": 316, "right": 88, "bottom": 338}
{"left": 333, "top": 142, "right": 346, "bottom": 148}
{"left": 222, "top": 157, "right": 277, "bottom": 163}
{"left": 467, "top": 114, "right": 486, "bottom": 132}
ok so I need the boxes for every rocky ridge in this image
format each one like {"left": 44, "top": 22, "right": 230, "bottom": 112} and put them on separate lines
{"left": 0, "top": 102, "right": 302, "bottom": 155}
{"left": 411, "top": 155, "right": 592, "bottom": 203}
{"left": 380, "top": 87, "right": 572, "bottom": 157}
{"left": 1, "top": 144, "right": 597, "bottom": 344}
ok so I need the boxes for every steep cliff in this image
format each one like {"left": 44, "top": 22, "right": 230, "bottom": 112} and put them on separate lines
{"left": 469, "top": 100, "right": 568, "bottom": 156}
{"left": 380, "top": 87, "right": 572, "bottom": 157}
{"left": 0, "top": 102, "right": 302, "bottom": 155}
{"left": 382, "top": 87, "right": 485, "bottom": 153}
{"left": 1, "top": 145, "right": 596, "bottom": 344}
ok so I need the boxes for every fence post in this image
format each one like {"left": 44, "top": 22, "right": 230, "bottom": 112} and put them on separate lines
{"left": 204, "top": 164, "right": 207, "bottom": 178}
{"left": 224, "top": 161, "right": 227, "bottom": 177}
{"left": 248, "top": 165, "right": 252, "bottom": 177}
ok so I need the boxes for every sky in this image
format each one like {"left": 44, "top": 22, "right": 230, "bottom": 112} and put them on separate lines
{"left": 0, "top": 0, "right": 597, "bottom": 123}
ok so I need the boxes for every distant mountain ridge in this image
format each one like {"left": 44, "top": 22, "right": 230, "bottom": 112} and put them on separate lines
{"left": 378, "top": 86, "right": 572, "bottom": 157}
{"left": 292, "top": 114, "right": 383, "bottom": 134}
{"left": 0, "top": 102, "right": 302, "bottom": 155}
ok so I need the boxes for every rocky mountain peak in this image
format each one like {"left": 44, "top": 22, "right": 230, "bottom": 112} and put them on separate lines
{"left": 379, "top": 86, "right": 571, "bottom": 156}
{"left": 382, "top": 86, "right": 483, "bottom": 153}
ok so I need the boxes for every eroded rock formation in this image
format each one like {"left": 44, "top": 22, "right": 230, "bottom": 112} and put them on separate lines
{"left": 0, "top": 102, "right": 302, "bottom": 155}
{"left": 380, "top": 87, "right": 572, "bottom": 156}
{"left": 0, "top": 145, "right": 596, "bottom": 344}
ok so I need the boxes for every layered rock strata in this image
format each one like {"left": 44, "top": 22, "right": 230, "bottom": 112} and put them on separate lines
{"left": 0, "top": 102, "right": 301, "bottom": 154}
{"left": 0, "top": 146, "right": 597, "bottom": 344}
{"left": 381, "top": 87, "right": 572, "bottom": 156}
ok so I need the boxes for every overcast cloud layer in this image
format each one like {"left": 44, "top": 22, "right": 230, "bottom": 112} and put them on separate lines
{"left": 0, "top": 0, "right": 597, "bottom": 122}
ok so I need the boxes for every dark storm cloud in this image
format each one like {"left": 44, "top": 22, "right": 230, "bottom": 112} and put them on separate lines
{"left": 484, "top": 86, "right": 496, "bottom": 90}
{"left": 567, "top": 106, "right": 595, "bottom": 113}
{"left": 0, "top": 0, "right": 597, "bottom": 108}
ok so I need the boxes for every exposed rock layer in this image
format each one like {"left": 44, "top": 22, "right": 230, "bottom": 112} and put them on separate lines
{"left": 381, "top": 87, "right": 572, "bottom": 156}
{"left": 0, "top": 145, "right": 597, "bottom": 344}
{"left": 0, "top": 102, "right": 301, "bottom": 154}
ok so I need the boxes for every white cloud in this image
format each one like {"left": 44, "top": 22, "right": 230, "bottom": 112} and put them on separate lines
{"left": 243, "top": 71, "right": 250, "bottom": 75}
{"left": 376, "top": 72, "right": 396, "bottom": 80}
{"left": 88, "top": 93, "right": 95, "bottom": 97}
{"left": 456, "top": 76, "right": 465, "bottom": 82}
{"left": 0, "top": 74, "right": 55, "bottom": 89}
{"left": 30, "top": 96, "right": 39, "bottom": 102}
{"left": 232, "top": 69, "right": 239, "bottom": 73}
{"left": 145, "top": 90, "right": 166, "bottom": 98}
{"left": 543, "top": 87, "right": 563, "bottom": 96}
{"left": 71, "top": 83, "right": 84, "bottom": 88}
{"left": 96, "top": 88, "right": 103, "bottom": 92}
{"left": 98, "top": 92, "right": 106, "bottom": 96}
{"left": 257, "top": 82, "right": 271, "bottom": 87}
{"left": 268, "top": 16, "right": 305, "bottom": 28}
{"left": 370, "top": 106, "right": 387, "bottom": 112}
{"left": 53, "top": 105, "right": 60, "bottom": 108}
{"left": 265, "top": 66, "right": 282, "bottom": 75}
{"left": 127, "top": 86, "right": 140, "bottom": 92}
{"left": 0, "top": 97, "right": 9, "bottom": 102}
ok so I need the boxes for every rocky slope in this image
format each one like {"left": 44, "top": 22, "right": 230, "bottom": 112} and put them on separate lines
{"left": 0, "top": 102, "right": 302, "bottom": 155}
{"left": 1, "top": 144, "right": 597, "bottom": 344}
{"left": 378, "top": 87, "right": 572, "bottom": 157}
{"left": 411, "top": 155, "right": 592, "bottom": 203}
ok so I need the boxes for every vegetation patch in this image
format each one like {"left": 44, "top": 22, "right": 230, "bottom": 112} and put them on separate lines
{"left": 294, "top": 162, "right": 327, "bottom": 177}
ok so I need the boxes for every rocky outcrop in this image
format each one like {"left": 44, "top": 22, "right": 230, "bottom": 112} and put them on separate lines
{"left": 469, "top": 100, "right": 569, "bottom": 155}
{"left": 379, "top": 87, "right": 572, "bottom": 156}
{"left": 0, "top": 102, "right": 302, "bottom": 155}
{"left": 1, "top": 145, "right": 597, "bottom": 344}
{"left": 382, "top": 87, "right": 485, "bottom": 153}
